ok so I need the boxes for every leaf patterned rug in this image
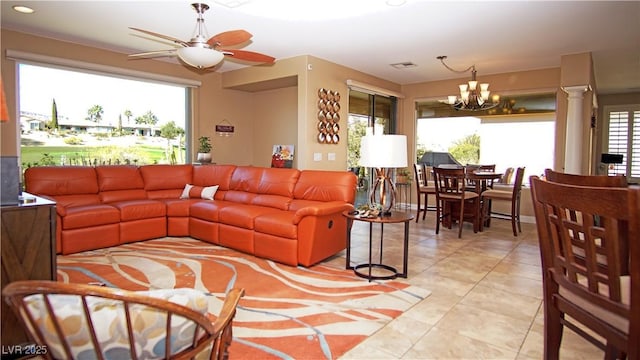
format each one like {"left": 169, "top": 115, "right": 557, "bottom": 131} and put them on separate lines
{"left": 57, "top": 237, "right": 429, "bottom": 359}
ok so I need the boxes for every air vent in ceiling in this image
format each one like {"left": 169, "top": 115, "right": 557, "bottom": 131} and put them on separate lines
{"left": 391, "top": 62, "right": 417, "bottom": 69}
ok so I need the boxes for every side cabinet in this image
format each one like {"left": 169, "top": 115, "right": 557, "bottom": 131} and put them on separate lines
{"left": 1, "top": 193, "right": 56, "bottom": 346}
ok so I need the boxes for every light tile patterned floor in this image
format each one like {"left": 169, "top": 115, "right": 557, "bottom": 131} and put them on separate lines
{"left": 321, "top": 210, "right": 604, "bottom": 360}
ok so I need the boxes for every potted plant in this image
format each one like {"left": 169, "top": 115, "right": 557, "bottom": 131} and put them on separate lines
{"left": 395, "top": 167, "right": 412, "bottom": 184}
{"left": 196, "top": 136, "right": 212, "bottom": 163}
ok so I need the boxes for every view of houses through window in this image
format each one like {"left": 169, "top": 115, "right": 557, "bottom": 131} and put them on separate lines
{"left": 18, "top": 64, "right": 188, "bottom": 169}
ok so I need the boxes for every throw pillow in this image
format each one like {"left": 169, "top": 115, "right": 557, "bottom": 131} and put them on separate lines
{"left": 180, "top": 184, "right": 219, "bottom": 200}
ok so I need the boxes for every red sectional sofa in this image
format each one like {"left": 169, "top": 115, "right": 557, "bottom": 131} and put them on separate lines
{"left": 24, "top": 164, "right": 357, "bottom": 267}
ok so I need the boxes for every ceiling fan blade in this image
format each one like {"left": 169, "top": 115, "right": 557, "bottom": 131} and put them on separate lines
{"left": 128, "top": 50, "right": 176, "bottom": 58}
{"left": 207, "top": 30, "right": 252, "bottom": 47}
{"left": 129, "top": 27, "right": 188, "bottom": 47}
{"left": 222, "top": 49, "right": 275, "bottom": 64}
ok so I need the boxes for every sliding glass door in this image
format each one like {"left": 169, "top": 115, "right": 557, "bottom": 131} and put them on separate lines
{"left": 347, "top": 90, "right": 397, "bottom": 206}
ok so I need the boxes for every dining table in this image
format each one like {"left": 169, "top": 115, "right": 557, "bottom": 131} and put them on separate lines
{"left": 467, "top": 170, "right": 503, "bottom": 194}
{"left": 467, "top": 170, "right": 503, "bottom": 230}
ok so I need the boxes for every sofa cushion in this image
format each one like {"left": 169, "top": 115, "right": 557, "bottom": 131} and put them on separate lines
{"left": 254, "top": 211, "right": 297, "bottom": 239}
{"left": 22, "top": 288, "right": 208, "bottom": 360}
{"left": 192, "top": 164, "right": 235, "bottom": 191}
{"left": 25, "top": 166, "right": 98, "bottom": 196}
{"left": 140, "top": 164, "right": 193, "bottom": 191}
{"left": 50, "top": 194, "right": 102, "bottom": 211}
{"left": 111, "top": 200, "right": 166, "bottom": 221}
{"left": 189, "top": 201, "right": 233, "bottom": 222}
{"left": 146, "top": 189, "right": 183, "bottom": 200}
{"left": 100, "top": 189, "right": 148, "bottom": 203}
{"left": 62, "top": 205, "right": 121, "bottom": 230}
{"left": 95, "top": 165, "right": 144, "bottom": 191}
{"left": 252, "top": 194, "right": 292, "bottom": 211}
{"left": 163, "top": 199, "right": 198, "bottom": 217}
{"left": 294, "top": 170, "right": 357, "bottom": 203}
{"left": 218, "top": 204, "right": 281, "bottom": 229}
{"left": 180, "top": 184, "right": 219, "bottom": 200}
{"left": 229, "top": 166, "right": 263, "bottom": 193}
{"left": 257, "top": 168, "right": 300, "bottom": 197}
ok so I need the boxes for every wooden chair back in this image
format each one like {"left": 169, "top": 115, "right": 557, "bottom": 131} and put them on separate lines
{"left": 498, "top": 167, "right": 514, "bottom": 184}
{"left": 544, "top": 168, "right": 628, "bottom": 187}
{"left": 414, "top": 163, "right": 436, "bottom": 222}
{"left": 414, "top": 163, "right": 428, "bottom": 188}
{"left": 530, "top": 177, "right": 640, "bottom": 359}
{"left": 480, "top": 167, "right": 525, "bottom": 236}
{"left": 433, "top": 166, "right": 480, "bottom": 238}
{"left": 3, "top": 280, "right": 244, "bottom": 360}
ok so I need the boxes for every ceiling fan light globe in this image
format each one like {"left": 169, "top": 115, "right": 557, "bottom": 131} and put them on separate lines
{"left": 177, "top": 47, "right": 224, "bottom": 68}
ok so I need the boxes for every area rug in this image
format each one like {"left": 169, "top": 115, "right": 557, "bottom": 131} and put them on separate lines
{"left": 57, "top": 237, "right": 429, "bottom": 359}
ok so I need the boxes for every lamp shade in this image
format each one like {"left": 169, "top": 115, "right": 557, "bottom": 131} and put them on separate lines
{"left": 176, "top": 47, "right": 225, "bottom": 68}
{"left": 359, "top": 134, "right": 407, "bottom": 168}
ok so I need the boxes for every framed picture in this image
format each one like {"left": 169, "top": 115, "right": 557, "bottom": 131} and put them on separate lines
{"left": 271, "top": 145, "right": 294, "bottom": 168}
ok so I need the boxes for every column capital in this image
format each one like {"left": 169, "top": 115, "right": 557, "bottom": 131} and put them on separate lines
{"left": 562, "top": 85, "right": 591, "bottom": 96}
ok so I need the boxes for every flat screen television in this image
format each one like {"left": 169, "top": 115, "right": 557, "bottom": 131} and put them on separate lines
{"left": 601, "top": 153, "right": 623, "bottom": 164}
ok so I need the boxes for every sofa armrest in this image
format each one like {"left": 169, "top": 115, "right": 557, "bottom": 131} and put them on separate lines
{"left": 292, "top": 201, "right": 354, "bottom": 224}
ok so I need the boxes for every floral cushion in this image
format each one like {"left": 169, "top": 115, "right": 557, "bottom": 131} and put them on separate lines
{"left": 21, "top": 288, "right": 209, "bottom": 360}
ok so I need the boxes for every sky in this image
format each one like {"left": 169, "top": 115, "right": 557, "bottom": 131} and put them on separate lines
{"left": 19, "top": 64, "right": 186, "bottom": 128}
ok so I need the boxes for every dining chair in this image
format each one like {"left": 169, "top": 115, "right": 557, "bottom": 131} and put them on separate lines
{"left": 543, "top": 168, "right": 630, "bottom": 275}
{"left": 530, "top": 176, "right": 640, "bottom": 359}
{"left": 413, "top": 163, "right": 436, "bottom": 223}
{"left": 465, "top": 164, "right": 497, "bottom": 191}
{"left": 544, "top": 168, "right": 628, "bottom": 187}
{"left": 497, "top": 167, "right": 514, "bottom": 184}
{"left": 480, "top": 167, "right": 525, "bottom": 236}
{"left": 3, "top": 280, "right": 245, "bottom": 360}
{"left": 433, "top": 166, "right": 480, "bottom": 238}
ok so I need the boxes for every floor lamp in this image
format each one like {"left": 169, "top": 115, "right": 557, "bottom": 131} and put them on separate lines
{"left": 359, "top": 134, "right": 408, "bottom": 216}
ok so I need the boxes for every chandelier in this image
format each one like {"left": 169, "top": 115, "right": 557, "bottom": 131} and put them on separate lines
{"left": 438, "top": 56, "right": 500, "bottom": 111}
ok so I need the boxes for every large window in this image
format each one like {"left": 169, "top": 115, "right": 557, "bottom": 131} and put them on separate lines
{"left": 605, "top": 105, "right": 640, "bottom": 182}
{"left": 18, "top": 64, "right": 189, "bottom": 168}
{"left": 416, "top": 114, "right": 555, "bottom": 183}
{"left": 415, "top": 92, "right": 557, "bottom": 184}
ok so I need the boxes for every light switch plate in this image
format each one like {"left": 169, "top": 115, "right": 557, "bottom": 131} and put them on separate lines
{"left": 328, "top": 153, "right": 336, "bottom": 161}
{"left": 313, "top": 153, "right": 322, "bottom": 161}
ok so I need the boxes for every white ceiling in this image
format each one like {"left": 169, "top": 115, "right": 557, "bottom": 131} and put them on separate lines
{"left": 1, "top": 0, "right": 639, "bottom": 94}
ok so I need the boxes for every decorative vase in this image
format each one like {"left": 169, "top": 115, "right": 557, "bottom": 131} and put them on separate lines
{"left": 196, "top": 153, "right": 212, "bottom": 164}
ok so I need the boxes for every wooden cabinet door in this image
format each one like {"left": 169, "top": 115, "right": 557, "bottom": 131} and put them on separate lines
{"left": 1, "top": 197, "right": 56, "bottom": 346}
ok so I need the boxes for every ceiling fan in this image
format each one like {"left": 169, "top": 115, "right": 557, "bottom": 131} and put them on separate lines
{"left": 128, "top": 3, "right": 275, "bottom": 69}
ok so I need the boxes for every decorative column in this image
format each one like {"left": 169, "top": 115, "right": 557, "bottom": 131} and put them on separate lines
{"left": 562, "top": 85, "right": 590, "bottom": 174}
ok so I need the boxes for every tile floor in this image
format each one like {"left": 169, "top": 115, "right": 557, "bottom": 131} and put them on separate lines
{"left": 321, "top": 210, "right": 604, "bottom": 360}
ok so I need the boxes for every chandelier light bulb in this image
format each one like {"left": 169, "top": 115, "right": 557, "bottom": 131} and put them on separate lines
{"left": 438, "top": 55, "right": 500, "bottom": 111}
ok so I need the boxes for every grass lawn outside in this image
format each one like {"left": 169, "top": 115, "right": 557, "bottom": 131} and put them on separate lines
{"left": 21, "top": 132, "right": 183, "bottom": 168}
